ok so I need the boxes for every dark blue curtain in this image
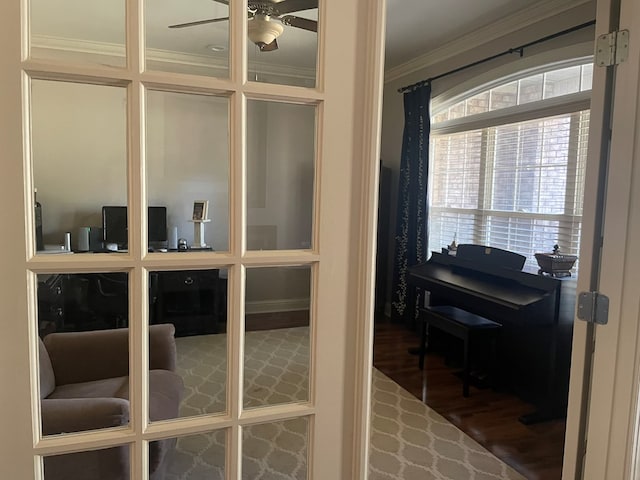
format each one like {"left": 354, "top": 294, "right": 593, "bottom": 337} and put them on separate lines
{"left": 390, "top": 83, "right": 431, "bottom": 326}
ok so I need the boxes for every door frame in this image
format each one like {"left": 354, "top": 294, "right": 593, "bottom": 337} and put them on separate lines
{"left": 563, "top": 0, "right": 640, "bottom": 477}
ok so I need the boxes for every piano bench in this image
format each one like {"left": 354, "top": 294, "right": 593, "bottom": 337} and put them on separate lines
{"left": 419, "top": 305, "right": 502, "bottom": 397}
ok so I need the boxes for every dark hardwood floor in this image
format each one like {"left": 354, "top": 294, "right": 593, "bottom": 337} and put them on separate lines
{"left": 245, "top": 310, "right": 309, "bottom": 331}
{"left": 372, "top": 315, "right": 566, "bottom": 480}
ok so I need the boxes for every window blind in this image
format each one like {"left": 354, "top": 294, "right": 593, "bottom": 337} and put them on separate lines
{"left": 429, "top": 110, "right": 589, "bottom": 271}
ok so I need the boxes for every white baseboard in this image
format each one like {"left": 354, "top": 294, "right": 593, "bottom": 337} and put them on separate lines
{"left": 245, "top": 298, "right": 310, "bottom": 315}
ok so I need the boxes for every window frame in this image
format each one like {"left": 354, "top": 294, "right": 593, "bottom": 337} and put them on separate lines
{"left": 429, "top": 60, "right": 593, "bottom": 271}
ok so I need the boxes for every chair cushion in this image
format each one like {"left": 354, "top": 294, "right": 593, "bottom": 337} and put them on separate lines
{"left": 41, "top": 397, "right": 130, "bottom": 434}
{"left": 48, "top": 376, "right": 129, "bottom": 400}
{"left": 39, "top": 338, "right": 56, "bottom": 399}
{"left": 47, "top": 370, "right": 183, "bottom": 422}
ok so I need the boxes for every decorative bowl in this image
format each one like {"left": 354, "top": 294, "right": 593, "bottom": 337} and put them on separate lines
{"left": 534, "top": 252, "right": 578, "bottom": 277}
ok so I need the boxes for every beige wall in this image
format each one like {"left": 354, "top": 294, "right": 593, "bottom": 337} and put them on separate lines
{"left": 146, "top": 90, "right": 230, "bottom": 249}
{"left": 247, "top": 100, "right": 316, "bottom": 251}
{"left": 31, "top": 81, "right": 128, "bottom": 240}
{"left": 378, "top": 1, "right": 597, "bottom": 313}
{"left": 31, "top": 81, "right": 314, "bottom": 307}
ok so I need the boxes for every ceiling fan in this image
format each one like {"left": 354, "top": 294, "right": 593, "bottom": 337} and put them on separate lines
{"left": 168, "top": 0, "right": 318, "bottom": 52}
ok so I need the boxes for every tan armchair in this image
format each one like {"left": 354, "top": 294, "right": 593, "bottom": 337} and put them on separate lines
{"left": 39, "top": 324, "right": 184, "bottom": 480}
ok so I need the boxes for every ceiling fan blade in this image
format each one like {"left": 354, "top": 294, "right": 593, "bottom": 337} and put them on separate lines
{"left": 259, "top": 39, "right": 279, "bottom": 52}
{"left": 168, "top": 17, "right": 229, "bottom": 29}
{"left": 267, "top": 0, "right": 318, "bottom": 14}
{"left": 281, "top": 15, "right": 317, "bottom": 32}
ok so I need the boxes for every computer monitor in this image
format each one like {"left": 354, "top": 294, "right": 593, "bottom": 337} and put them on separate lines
{"left": 102, "top": 206, "right": 127, "bottom": 248}
{"left": 148, "top": 206, "right": 167, "bottom": 244}
{"left": 102, "top": 206, "right": 168, "bottom": 249}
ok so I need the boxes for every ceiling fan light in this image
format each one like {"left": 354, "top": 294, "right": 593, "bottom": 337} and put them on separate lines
{"left": 248, "top": 14, "right": 284, "bottom": 49}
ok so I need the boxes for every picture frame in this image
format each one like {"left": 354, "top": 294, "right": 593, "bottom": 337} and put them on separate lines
{"left": 192, "top": 200, "right": 209, "bottom": 221}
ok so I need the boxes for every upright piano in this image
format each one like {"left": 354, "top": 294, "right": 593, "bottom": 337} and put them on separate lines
{"left": 407, "top": 246, "right": 576, "bottom": 423}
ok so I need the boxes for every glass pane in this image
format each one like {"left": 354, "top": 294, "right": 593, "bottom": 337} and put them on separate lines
{"left": 145, "top": 0, "right": 229, "bottom": 77}
{"left": 164, "top": 430, "right": 226, "bottom": 479}
{"left": 147, "top": 90, "right": 229, "bottom": 252}
{"left": 489, "top": 81, "right": 518, "bottom": 110}
{"left": 244, "top": 266, "right": 310, "bottom": 409}
{"left": 518, "top": 74, "right": 543, "bottom": 104}
{"left": 38, "top": 273, "right": 130, "bottom": 436}
{"left": 432, "top": 110, "right": 449, "bottom": 124}
{"left": 247, "top": 2, "right": 318, "bottom": 87}
{"left": 543, "top": 66, "right": 581, "bottom": 99}
{"left": 150, "top": 268, "right": 228, "bottom": 418}
{"left": 246, "top": 101, "right": 315, "bottom": 251}
{"left": 243, "top": 418, "right": 309, "bottom": 480}
{"left": 38, "top": 272, "right": 129, "bottom": 335}
{"left": 465, "top": 91, "right": 490, "bottom": 115}
{"left": 448, "top": 101, "right": 466, "bottom": 120}
{"left": 428, "top": 211, "right": 477, "bottom": 252}
{"left": 580, "top": 64, "right": 594, "bottom": 91}
{"left": 432, "top": 63, "right": 592, "bottom": 124}
{"left": 430, "top": 131, "right": 482, "bottom": 209}
{"left": 30, "top": 0, "right": 125, "bottom": 67}
{"left": 43, "top": 445, "right": 130, "bottom": 480}
{"left": 31, "top": 81, "right": 127, "bottom": 254}
{"left": 491, "top": 125, "right": 519, "bottom": 211}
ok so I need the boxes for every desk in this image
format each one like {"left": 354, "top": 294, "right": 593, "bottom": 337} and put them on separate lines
{"left": 151, "top": 269, "right": 223, "bottom": 336}
{"left": 38, "top": 270, "right": 225, "bottom": 337}
{"left": 37, "top": 273, "right": 128, "bottom": 334}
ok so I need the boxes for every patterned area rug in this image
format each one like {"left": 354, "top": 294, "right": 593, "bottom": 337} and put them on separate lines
{"left": 165, "top": 327, "right": 525, "bottom": 480}
{"left": 369, "top": 369, "right": 525, "bottom": 480}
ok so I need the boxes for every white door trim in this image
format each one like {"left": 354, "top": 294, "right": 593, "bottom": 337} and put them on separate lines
{"left": 343, "top": 1, "right": 387, "bottom": 477}
{"left": 565, "top": 0, "right": 640, "bottom": 477}
{"left": 562, "top": 0, "right": 617, "bottom": 476}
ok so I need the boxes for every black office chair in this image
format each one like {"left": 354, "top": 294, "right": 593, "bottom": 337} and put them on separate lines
{"left": 88, "top": 273, "right": 129, "bottom": 329}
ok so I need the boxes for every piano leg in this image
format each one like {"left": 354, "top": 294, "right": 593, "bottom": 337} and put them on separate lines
{"left": 520, "top": 312, "right": 568, "bottom": 424}
{"left": 462, "top": 335, "right": 470, "bottom": 397}
{"left": 418, "top": 318, "right": 427, "bottom": 370}
{"left": 408, "top": 287, "right": 427, "bottom": 356}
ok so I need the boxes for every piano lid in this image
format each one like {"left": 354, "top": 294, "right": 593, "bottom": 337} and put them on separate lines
{"left": 455, "top": 244, "right": 526, "bottom": 271}
{"left": 408, "top": 250, "right": 559, "bottom": 310}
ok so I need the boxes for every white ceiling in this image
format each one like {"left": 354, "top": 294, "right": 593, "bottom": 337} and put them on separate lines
{"left": 384, "top": 0, "right": 548, "bottom": 70}
{"left": 30, "top": 0, "right": 560, "bottom": 75}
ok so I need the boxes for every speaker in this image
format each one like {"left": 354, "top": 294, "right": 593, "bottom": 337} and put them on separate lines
{"left": 89, "top": 227, "right": 103, "bottom": 251}
{"left": 168, "top": 226, "right": 178, "bottom": 250}
{"left": 77, "top": 227, "right": 90, "bottom": 252}
{"left": 76, "top": 226, "right": 103, "bottom": 252}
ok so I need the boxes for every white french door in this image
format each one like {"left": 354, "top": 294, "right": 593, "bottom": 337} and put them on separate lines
{"left": 0, "top": 1, "right": 385, "bottom": 479}
{"left": 563, "top": 0, "right": 640, "bottom": 477}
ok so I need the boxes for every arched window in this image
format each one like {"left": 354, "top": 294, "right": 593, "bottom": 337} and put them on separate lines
{"left": 429, "top": 61, "right": 592, "bottom": 272}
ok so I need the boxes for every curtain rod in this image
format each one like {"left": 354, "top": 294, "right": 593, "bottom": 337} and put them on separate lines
{"left": 397, "top": 19, "right": 596, "bottom": 94}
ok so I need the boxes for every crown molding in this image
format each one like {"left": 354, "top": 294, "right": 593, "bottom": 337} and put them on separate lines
{"left": 31, "top": 34, "right": 315, "bottom": 80}
{"left": 384, "top": 0, "right": 593, "bottom": 83}
{"left": 32, "top": 35, "right": 126, "bottom": 58}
